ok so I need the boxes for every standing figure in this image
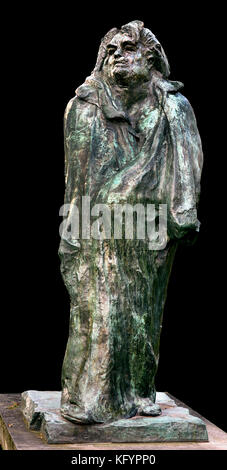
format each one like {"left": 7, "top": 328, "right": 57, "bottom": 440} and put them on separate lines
{"left": 59, "top": 20, "right": 203, "bottom": 424}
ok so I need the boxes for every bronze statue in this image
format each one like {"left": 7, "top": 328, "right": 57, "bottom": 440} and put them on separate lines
{"left": 59, "top": 20, "right": 203, "bottom": 424}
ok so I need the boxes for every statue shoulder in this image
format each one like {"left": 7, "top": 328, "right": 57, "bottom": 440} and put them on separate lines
{"left": 64, "top": 95, "right": 96, "bottom": 133}
{"left": 165, "top": 91, "right": 196, "bottom": 122}
{"left": 63, "top": 96, "right": 79, "bottom": 131}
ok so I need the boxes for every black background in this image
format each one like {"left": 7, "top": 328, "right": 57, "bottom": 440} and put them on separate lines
{"left": 1, "top": 3, "right": 226, "bottom": 435}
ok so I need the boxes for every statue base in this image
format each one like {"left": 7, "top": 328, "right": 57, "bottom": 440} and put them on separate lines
{"left": 20, "top": 391, "right": 208, "bottom": 444}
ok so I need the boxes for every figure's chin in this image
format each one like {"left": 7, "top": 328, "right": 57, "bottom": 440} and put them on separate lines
{"left": 112, "top": 68, "right": 131, "bottom": 85}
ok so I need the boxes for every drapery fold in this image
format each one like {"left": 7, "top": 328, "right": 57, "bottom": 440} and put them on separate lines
{"left": 59, "top": 74, "right": 203, "bottom": 423}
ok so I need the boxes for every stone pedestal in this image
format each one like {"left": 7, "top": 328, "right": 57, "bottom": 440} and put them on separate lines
{"left": 2, "top": 393, "right": 227, "bottom": 450}
{"left": 20, "top": 391, "right": 208, "bottom": 444}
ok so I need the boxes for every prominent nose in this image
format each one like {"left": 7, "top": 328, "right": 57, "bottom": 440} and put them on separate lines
{"left": 114, "top": 47, "right": 122, "bottom": 58}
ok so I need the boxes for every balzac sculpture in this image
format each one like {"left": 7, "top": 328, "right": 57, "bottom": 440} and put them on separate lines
{"left": 59, "top": 20, "right": 203, "bottom": 425}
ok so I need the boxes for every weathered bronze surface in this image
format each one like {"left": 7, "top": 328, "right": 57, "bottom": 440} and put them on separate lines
{"left": 4, "top": 394, "right": 227, "bottom": 449}
{"left": 59, "top": 20, "right": 203, "bottom": 425}
{"left": 20, "top": 391, "right": 208, "bottom": 444}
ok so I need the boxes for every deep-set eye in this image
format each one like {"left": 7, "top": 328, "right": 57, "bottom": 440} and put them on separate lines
{"left": 124, "top": 45, "right": 135, "bottom": 51}
{"left": 107, "top": 47, "right": 116, "bottom": 55}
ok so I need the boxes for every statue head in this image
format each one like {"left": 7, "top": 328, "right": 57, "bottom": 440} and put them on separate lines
{"left": 93, "top": 20, "right": 170, "bottom": 87}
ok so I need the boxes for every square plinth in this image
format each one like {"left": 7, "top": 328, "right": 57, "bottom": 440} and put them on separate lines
{"left": 20, "top": 391, "right": 208, "bottom": 444}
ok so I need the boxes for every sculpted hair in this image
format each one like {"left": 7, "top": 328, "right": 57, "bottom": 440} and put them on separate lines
{"left": 93, "top": 20, "right": 170, "bottom": 78}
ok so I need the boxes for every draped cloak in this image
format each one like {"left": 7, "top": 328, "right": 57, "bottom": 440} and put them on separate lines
{"left": 59, "top": 73, "right": 203, "bottom": 423}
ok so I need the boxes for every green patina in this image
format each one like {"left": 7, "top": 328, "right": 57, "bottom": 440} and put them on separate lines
{"left": 59, "top": 20, "right": 203, "bottom": 424}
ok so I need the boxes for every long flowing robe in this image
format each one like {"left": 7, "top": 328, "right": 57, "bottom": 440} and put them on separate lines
{"left": 59, "top": 73, "right": 203, "bottom": 423}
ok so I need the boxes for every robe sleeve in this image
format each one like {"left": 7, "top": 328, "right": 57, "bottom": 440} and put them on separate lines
{"left": 59, "top": 95, "right": 94, "bottom": 252}
{"left": 164, "top": 92, "right": 203, "bottom": 239}
{"left": 62, "top": 97, "right": 78, "bottom": 203}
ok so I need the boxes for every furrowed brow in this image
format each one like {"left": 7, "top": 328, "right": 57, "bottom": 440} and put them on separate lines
{"left": 107, "top": 43, "right": 117, "bottom": 50}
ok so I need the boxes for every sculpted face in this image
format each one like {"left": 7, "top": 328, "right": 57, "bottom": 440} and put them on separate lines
{"left": 104, "top": 33, "right": 151, "bottom": 86}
